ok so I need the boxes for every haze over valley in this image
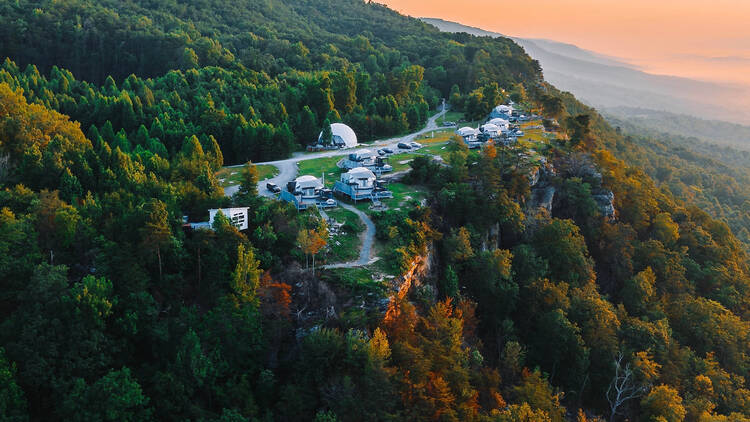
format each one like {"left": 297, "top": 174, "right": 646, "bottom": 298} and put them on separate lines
{"left": 422, "top": 17, "right": 750, "bottom": 127}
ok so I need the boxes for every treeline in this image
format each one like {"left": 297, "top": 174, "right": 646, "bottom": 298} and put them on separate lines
{"left": 0, "top": 0, "right": 539, "bottom": 89}
{"left": 604, "top": 107, "right": 750, "bottom": 152}
{"left": 0, "top": 58, "right": 431, "bottom": 164}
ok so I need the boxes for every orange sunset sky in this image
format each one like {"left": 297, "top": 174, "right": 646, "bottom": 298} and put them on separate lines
{"left": 381, "top": 0, "right": 750, "bottom": 87}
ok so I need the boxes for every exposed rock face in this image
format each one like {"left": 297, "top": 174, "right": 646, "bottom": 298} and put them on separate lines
{"left": 528, "top": 163, "right": 557, "bottom": 212}
{"left": 592, "top": 189, "right": 615, "bottom": 219}
{"left": 555, "top": 153, "right": 617, "bottom": 220}
{"left": 528, "top": 166, "right": 541, "bottom": 187}
{"left": 529, "top": 185, "right": 556, "bottom": 213}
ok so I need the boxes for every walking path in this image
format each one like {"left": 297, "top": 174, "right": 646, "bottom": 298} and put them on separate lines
{"left": 322, "top": 202, "right": 378, "bottom": 269}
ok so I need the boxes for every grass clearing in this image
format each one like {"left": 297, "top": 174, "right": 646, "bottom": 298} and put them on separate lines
{"left": 349, "top": 182, "right": 427, "bottom": 215}
{"left": 414, "top": 130, "right": 456, "bottom": 144}
{"left": 325, "top": 227, "right": 361, "bottom": 263}
{"left": 297, "top": 156, "right": 344, "bottom": 187}
{"left": 436, "top": 110, "right": 464, "bottom": 126}
{"left": 321, "top": 267, "right": 387, "bottom": 296}
{"left": 216, "top": 164, "right": 278, "bottom": 187}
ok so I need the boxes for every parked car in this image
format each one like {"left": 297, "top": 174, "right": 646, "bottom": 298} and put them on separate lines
{"left": 377, "top": 149, "right": 386, "bottom": 156}
{"left": 266, "top": 182, "right": 281, "bottom": 193}
{"left": 442, "top": 121, "right": 455, "bottom": 127}
{"left": 382, "top": 147, "right": 394, "bottom": 154}
{"left": 409, "top": 142, "right": 422, "bottom": 149}
{"left": 397, "top": 142, "right": 411, "bottom": 149}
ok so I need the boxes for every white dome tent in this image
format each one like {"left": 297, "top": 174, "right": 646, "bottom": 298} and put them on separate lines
{"left": 319, "top": 123, "right": 358, "bottom": 148}
{"left": 341, "top": 167, "right": 376, "bottom": 187}
{"left": 293, "top": 175, "right": 324, "bottom": 191}
{"left": 488, "top": 118, "right": 510, "bottom": 129}
{"left": 456, "top": 127, "right": 479, "bottom": 137}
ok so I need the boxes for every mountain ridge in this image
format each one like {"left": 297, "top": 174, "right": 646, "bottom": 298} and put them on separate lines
{"left": 421, "top": 16, "right": 750, "bottom": 125}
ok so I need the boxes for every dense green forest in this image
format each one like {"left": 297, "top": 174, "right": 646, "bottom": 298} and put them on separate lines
{"left": 0, "top": 0, "right": 749, "bottom": 421}
{"left": 601, "top": 115, "right": 750, "bottom": 251}
{"left": 0, "top": 0, "right": 539, "bottom": 163}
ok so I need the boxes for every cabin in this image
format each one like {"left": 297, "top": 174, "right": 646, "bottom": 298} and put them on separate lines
{"left": 333, "top": 167, "right": 393, "bottom": 202}
{"left": 488, "top": 117, "right": 510, "bottom": 130}
{"left": 480, "top": 123, "right": 502, "bottom": 138}
{"left": 490, "top": 104, "right": 514, "bottom": 120}
{"left": 456, "top": 126, "right": 483, "bottom": 148}
{"left": 340, "top": 149, "right": 393, "bottom": 173}
{"left": 280, "top": 175, "right": 336, "bottom": 210}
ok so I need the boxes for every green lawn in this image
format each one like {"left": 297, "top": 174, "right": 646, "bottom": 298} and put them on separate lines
{"left": 216, "top": 164, "right": 279, "bottom": 187}
{"left": 297, "top": 156, "right": 343, "bottom": 187}
{"left": 414, "top": 130, "right": 456, "bottom": 144}
{"left": 436, "top": 110, "right": 464, "bottom": 126}
{"left": 320, "top": 267, "right": 388, "bottom": 296}
{"left": 324, "top": 206, "right": 366, "bottom": 263}
{"left": 350, "top": 182, "right": 428, "bottom": 216}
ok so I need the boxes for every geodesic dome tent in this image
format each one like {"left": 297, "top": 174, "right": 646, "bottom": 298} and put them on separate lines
{"left": 319, "top": 123, "right": 358, "bottom": 148}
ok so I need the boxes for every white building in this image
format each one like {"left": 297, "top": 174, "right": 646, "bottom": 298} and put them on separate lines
{"left": 341, "top": 167, "right": 376, "bottom": 189}
{"left": 488, "top": 118, "right": 510, "bottom": 130}
{"left": 281, "top": 175, "right": 336, "bottom": 210}
{"left": 319, "top": 123, "right": 358, "bottom": 148}
{"left": 480, "top": 123, "right": 502, "bottom": 138}
{"left": 290, "top": 175, "right": 324, "bottom": 198}
{"left": 209, "top": 207, "right": 250, "bottom": 230}
{"left": 490, "top": 104, "right": 514, "bottom": 120}
{"left": 456, "top": 126, "right": 480, "bottom": 142}
{"left": 334, "top": 167, "right": 392, "bottom": 202}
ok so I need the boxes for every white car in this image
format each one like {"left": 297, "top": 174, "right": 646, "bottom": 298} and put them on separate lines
{"left": 409, "top": 142, "right": 422, "bottom": 149}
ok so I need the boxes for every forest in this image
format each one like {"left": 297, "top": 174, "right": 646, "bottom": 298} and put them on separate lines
{"left": 0, "top": 0, "right": 749, "bottom": 421}
{"left": 603, "top": 114, "right": 750, "bottom": 251}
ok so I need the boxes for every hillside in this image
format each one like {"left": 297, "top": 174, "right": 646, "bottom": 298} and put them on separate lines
{"left": 603, "top": 106, "right": 750, "bottom": 151}
{"left": 0, "top": 1, "right": 749, "bottom": 422}
{"left": 422, "top": 17, "right": 750, "bottom": 125}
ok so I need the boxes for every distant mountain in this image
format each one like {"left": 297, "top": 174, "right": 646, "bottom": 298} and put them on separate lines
{"left": 603, "top": 106, "right": 750, "bottom": 150}
{"left": 421, "top": 17, "right": 750, "bottom": 125}
{"left": 420, "top": 18, "right": 631, "bottom": 69}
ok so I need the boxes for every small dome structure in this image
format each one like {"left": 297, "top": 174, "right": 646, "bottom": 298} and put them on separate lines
{"left": 319, "top": 123, "right": 358, "bottom": 148}
{"left": 456, "top": 127, "right": 479, "bottom": 136}
{"left": 490, "top": 104, "right": 514, "bottom": 119}
{"left": 488, "top": 118, "right": 510, "bottom": 128}
{"left": 481, "top": 123, "right": 501, "bottom": 132}
{"left": 294, "top": 175, "right": 323, "bottom": 191}
{"left": 341, "top": 167, "right": 376, "bottom": 184}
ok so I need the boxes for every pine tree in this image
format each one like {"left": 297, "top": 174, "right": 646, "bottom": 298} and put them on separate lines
{"left": 320, "top": 118, "right": 333, "bottom": 145}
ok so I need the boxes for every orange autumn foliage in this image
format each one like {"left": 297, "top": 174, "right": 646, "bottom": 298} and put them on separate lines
{"left": 258, "top": 271, "right": 291, "bottom": 320}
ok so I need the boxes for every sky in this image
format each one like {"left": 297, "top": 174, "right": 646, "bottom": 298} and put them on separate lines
{"left": 380, "top": 0, "right": 750, "bottom": 87}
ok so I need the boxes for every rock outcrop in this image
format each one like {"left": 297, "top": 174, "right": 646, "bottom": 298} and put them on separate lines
{"left": 592, "top": 189, "right": 616, "bottom": 219}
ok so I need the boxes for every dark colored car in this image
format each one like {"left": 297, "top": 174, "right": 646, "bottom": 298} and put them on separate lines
{"left": 266, "top": 182, "right": 281, "bottom": 193}
{"left": 397, "top": 142, "right": 411, "bottom": 149}
{"left": 383, "top": 147, "right": 394, "bottom": 154}
{"left": 377, "top": 149, "right": 387, "bottom": 156}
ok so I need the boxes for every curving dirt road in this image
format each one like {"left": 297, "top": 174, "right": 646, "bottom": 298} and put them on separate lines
{"left": 322, "top": 202, "right": 378, "bottom": 269}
